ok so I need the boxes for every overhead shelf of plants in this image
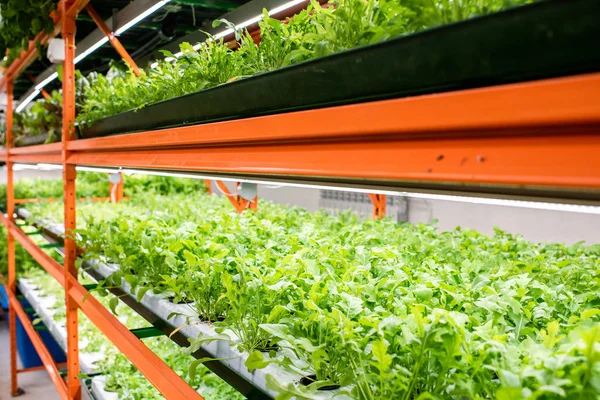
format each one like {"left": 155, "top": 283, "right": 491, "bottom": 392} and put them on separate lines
{"left": 2, "top": 0, "right": 600, "bottom": 399}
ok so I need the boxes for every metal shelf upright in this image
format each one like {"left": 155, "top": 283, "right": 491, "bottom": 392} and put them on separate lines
{"left": 1, "top": 1, "right": 203, "bottom": 399}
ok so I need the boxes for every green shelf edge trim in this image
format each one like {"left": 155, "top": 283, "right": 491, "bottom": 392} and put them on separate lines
{"left": 39, "top": 243, "right": 62, "bottom": 249}
{"left": 130, "top": 326, "right": 165, "bottom": 339}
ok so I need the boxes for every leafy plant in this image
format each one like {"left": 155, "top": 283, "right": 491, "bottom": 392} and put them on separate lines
{"left": 25, "top": 188, "right": 600, "bottom": 399}
{"left": 0, "top": 0, "right": 56, "bottom": 67}
{"left": 76, "top": 0, "right": 533, "bottom": 127}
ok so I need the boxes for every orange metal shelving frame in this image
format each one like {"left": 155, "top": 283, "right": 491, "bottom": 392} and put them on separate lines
{"left": 1, "top": 1, "right": 203, "bottom": 399}
{"left": 3, "top": 1, "right": 600, "bottom": 399}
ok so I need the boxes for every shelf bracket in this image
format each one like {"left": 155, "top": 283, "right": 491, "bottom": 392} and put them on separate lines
{"left": 109, "top": 173, "right": 124, "bottom": 203}
{"left": 216, "top": 181, "right": 258, "bottom": 213}
{"left": 39, "top": 243, "right": 62, "bottom": 249}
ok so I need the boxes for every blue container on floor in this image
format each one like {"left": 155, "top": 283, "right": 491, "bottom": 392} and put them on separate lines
{"left": 0, "top": 285, "right": 8, "bottom": 309}
{"left": 14, "top": 298, "right": 67, "bottom": 368}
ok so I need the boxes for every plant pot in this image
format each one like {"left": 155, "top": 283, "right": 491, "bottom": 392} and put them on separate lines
{"left": 80, "top": 0, "right": 600, "bottom": 139}
{"left": 15, "top": 134, "right": 50, "bottom": 147}
{"left": 14, "top": 297, "right": 67, "bottom": 368}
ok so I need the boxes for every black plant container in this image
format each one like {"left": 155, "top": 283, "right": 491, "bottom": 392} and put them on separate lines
{"left": 80, "top": 0, "right": 600, "bottom": 139}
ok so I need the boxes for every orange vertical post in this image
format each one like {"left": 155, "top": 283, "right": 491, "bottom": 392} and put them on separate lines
{"left": 61, "top": 2, "right": 81, "bottom": 399}
{"left": 367, "top": 193, "right": 386, "bottom": 219}
{"left": 6, "top": 77, "right": 22, "bottom": 397}
{"left": 204, "top": 179, "right": 212, "bottom": 194}
{"left": 85, "top": 4, "right": 141, "bottom": 76}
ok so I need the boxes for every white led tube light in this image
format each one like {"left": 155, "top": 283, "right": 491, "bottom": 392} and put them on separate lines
{"left": 74, "top": 36, "right": 109, "bottom": 64}
{"left": 15, "top": 90, "right": 41, "bottom": 112}
{"left": 12, "top": 163, "right": 600, "bottom": 215}
{"left": 115, "top": 0, "right": 172, "bottom": 36}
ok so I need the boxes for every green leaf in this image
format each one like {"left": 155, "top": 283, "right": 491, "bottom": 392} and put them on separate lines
{"left": 265, "top": 375, "right": 318, "bottom": 400}
{"left": 108, "top": 297, "right": 119, "bottom": 316}
{"left": 581, "top": 308, "right": 600, "bottom": 320}
{"left": 136, "top": 287, "right": 150, "bottom": 303}
{"left": 245, "top": 350, "right": 270, "bottom": 372}
{"left": 371, "top": 340, "right": 392, "bottom": 373}
{"left": 188, "top": 359, "right": 203, "bottom": 380}
{"left": 496, "top": 387, "right": 522, "bottom": 400}
{"left": 541, "top": 320, "right": 560, "bottom": 349}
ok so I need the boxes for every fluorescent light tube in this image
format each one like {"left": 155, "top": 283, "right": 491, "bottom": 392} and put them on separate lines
{"left": 35, "top": 72, "right": 59, "bottom": 90}
{"left": 74, "top": 36, "right": 109, "bottom": 64}
{"left": 268, "top": 0, "right": 306, "bottom": 16}
{"left": 115, "top": 0, "right": 171, "bottom": 36}
{"left": 15, "top": 90, "right": 41, "bottom": 112}
{"left": 14, "top": 163, "right": 598, "bottom": 215}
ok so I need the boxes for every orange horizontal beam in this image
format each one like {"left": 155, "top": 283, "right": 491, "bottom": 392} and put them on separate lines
{"left": 67, "top": 131, "right": 600, "bottom": 190}
{"left": 66, "top": 278, "right": 203, "bottom": 399}
{"left": 19, "top": 362, "right": 68, "bottom": 373}
{"left": 8, "top": 291, "right": 68, "bottom": 400}
{"left": 10, "top": 142, "right": 62, "bottom": 155}
{"left": 0, "top": 214, "right": 65, "bottom": 286}
{"left": 67, "top": 73, "right": 600, "bottom": 152}
{"left": 10, "top": 153, "right": 63, "bottom": 164}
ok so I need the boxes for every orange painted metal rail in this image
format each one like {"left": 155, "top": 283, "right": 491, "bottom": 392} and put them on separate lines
{"left": 18, "top": 362, "right": 68, "bottom": 374}
{"left": 368, "top": 194, "right": 386, "bottom": 219}
{"left": 10, "top": 142, "right": 62, "bottom": 154}
{"left": 67, "top": 127, "right": 600, "bottom": 190}
{"left": 29, "top": 74, "right": 51, "bottom": 99}
{"left": 8, "top": 72, "right": 600, "bottom": 199}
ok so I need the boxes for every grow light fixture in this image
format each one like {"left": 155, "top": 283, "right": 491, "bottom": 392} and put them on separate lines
{"left": 115, "top": 0, "right": 172, "bottom": 36}
{"left": 73, "top": 37, "right": 109, "bottom": 64}
{"left": 19, "top": 71, "right": 60, "bottom": 110}
{"left": 118, "top": 168, "right": 600, "bottom": 215}
{"left": 34, "top": 72, "right": 59, "bottom": 91}
{"left": 151, "top": 0, "right": 308, "bottom": 68}
{"left": 15, "top": 90, "right": 41, "bottom": 112}
{"left": 14, "top": 163, "right": 600, "bottom": 215}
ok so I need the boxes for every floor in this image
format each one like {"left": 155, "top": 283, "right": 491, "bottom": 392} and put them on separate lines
{"left": 0, "top": 309, "right": 61, "bottom": 400}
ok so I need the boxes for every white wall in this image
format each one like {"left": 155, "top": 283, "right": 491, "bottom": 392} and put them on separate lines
{"left": 255, "top": 184, "right": 600, "bottom": 245}
{"left": 407, "top": 198, "right": 600, "bottom": 245}
{"left": 0, "top": 166, "right": 62, "bottom": 184}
